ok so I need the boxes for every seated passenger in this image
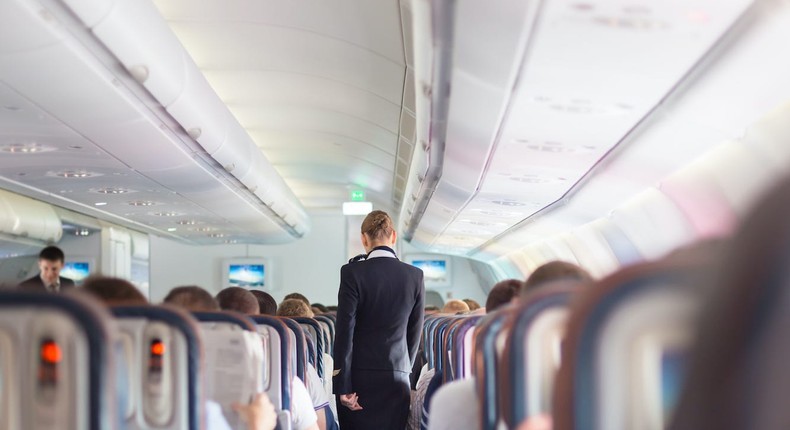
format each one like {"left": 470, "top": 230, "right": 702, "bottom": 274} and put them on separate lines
{"left": 216, "top": 287, "right": 260, "bottom": 315}
{"left": 312, "top": 302, "right": 329, "bottom": 314}
{"left": 462, "top": 298, "right": 481, "bottom": 311}
{"left": 424, "top": 305, "right": 440, "bottom": 315}
{"left": 277, "top": 298, "right": 336, "bottom": 430}
{"left": 250, "top": 290, "right": 278, "bottom": 316}
{"left": 485, "top": 279, "right": 522, "bottom": 313}
{"left": 75, "top": 277, "right": 275, "bottom": 429}
{"left": 80, "top": 276, "right": 148, "bottom": 305}
{"left": 229, "top": 393, "right": 277, "bottom": 430}
{"left": 408, "top": 363, "right": 436, "bottom": 430}
{"left": 163, "top": 285, "right": 220, "bottom": 311}
{"left": 284, "top": 292, "right": 311, "bottom": 307}
{"left": 430, "top": 262, "right": 589, "bottom": 430}
{"left": 278, "top": 298, "right": 315, "bottom": 318}
{"left": 522, "top": 261, "right": 592, "bottom": 294}
{"left": 441, "top": 299, "right": 469, "bottom": 314}
{"left": 291, "top": 376, "right": 321, "bottom": 430}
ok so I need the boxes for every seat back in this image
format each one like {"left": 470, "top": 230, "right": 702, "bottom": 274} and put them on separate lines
{"left": 192, "top": 312, "right": 265, "bottom": 429}
{"left": 449, "top": 316, "right": 482, "bottom": 381}
{"left": 500, "top": 284, "right": 576, "bottom": 429}
{"left": 670, "top": 174, "right": 790, "bottom": 430}
{"left": 314, "top": 315, "right": 335, "bottom": 355}
{"left": 441, "top": 317, "right": 472, "bottom": 382}
{"left": 112, "top": 305, "right": 203, "bottom": 430}
{"left": 474, "top": 307, "right": 517, "bottom": 430}
{"left": 293, "top": 317, "right": 325, "bottom": 379}
{"left": 279, "top": 318, "right": 308, "bottom": 384}
{"left": 250, "top": 317, "right": 291, "bottom": 408}
{"left": 251, "top": 315, "right": 293, "bottom": 430}
{"left": 0, "top": 291, "right": 116, "bottom": 430}
{"left": 553, "top": 261, "right": 709, "bottom": 430}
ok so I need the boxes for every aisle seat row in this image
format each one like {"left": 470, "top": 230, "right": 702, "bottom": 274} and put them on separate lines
{"left": 416, "top": 257, "right": 713, "bottom": 430}
{"left": 419, "top": 174, "right": 790, "bottom": 430}
{"left": 0, "top": 292, "right": 336, "bottom": 430}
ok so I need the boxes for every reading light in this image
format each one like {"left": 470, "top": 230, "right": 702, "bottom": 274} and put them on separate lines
{"left": 343, "top": 201, "right": 373, "bottom": 216}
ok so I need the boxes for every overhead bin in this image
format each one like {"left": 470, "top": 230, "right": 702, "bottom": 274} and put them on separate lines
{"left": 0, "top": 189, "right": 62, "bottom": 243}
{"left": 47, "top": 0, "right": 310, "bottom": 240}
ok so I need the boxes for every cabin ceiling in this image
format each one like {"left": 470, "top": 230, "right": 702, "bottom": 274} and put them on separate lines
{"left": 1, "top": 0, "right": 789, "bottom": 265}
{"left": 0, "top": 0, "right": 310, "bottom": 244}
{"left": 400, "top": 0, "right": 769, "bottom": 256}
{"left": 151, "top": 0, "right": 408, "bottom": 212}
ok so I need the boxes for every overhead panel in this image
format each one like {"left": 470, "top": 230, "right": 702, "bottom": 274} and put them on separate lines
{"left": 402, "top": 0, "right": 756, "bottom": 254}
{"left": 485, "top": 0, "right": 790, "bottom": 264}
{"left": 151, "top": 0, "right": 407, "bottom": 213}
{"left": 0, "top": 0, "right": 308, "bottom": 244}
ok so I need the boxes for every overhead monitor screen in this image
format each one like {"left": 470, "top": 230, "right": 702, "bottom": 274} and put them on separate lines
{"left": 228, "top": 264, "right": 265, "bottom": 288}
{"left": 61, "top": 262, "right": 91, "bottom": 283}
{"left": 411, "top": 259, "right": 448, "bottom": 283}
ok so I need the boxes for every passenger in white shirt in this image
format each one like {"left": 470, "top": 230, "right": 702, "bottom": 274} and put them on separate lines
{"left": 277, "top": 299, "right": 334, "bottom": 430}
{"left": 323, "top": 353, "right": 338, "bottom": 420}
{"left": 426, "top": 378, "right": 478, "bottom": 430}
{"left": 292, "top": 376, "right": 320, "bottom": 430}
{"left": 306, "top": 365, "right": 334, "bottom": 430}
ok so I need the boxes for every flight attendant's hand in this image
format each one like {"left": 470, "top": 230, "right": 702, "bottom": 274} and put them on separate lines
{"left": 340, "top": 393, "right": 363, "bottom": 411}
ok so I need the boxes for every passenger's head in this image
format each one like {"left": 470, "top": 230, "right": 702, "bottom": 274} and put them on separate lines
{"left": 81, "top": 276, "right": 148, "bottom": 305}
{"left": 283, "top": 293, "right": 310, "bottom": 306}
{"left": 360, "top": 210, "right": 395, "bottom": 252}
{"left": 215, "top": 287, "right": 259, "bottom": 315}
{"left": 38, "top": 246, "right": 65, "bottom": 286}
{"left": 424, "top": 305, "right": 440, "bottom": 315}
{"left": 250, "top": 290, "right": 277, "bottom": 316}
{"left": 327, "top": 305, "right": 338, "bottom": 312}
{"left": 523, "top": 261, "right": 593, "bottom": 295}
{"left": 463, "top": 298, "right": 481, "bottom": 311}
{"left": 163, "top": 286, "right": 220, "bottom": 312}
{"left": 311, "top": 303, "right": 329, "bottom": 314}
{"left": 442, "top": 299, "right": 470, "bottom": 314}
{"left": 283, "top": 292, "right": 310, "bottom": 307}
{"left": 277, "top": 298, "right": 314, "bottom": 318}
{"left": 486, "top": 279, "right": 523, "bottom": 313}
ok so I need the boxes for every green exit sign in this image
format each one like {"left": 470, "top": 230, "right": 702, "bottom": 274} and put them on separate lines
{"left": 351, "top": 190, "right": 365, "bottom": 202}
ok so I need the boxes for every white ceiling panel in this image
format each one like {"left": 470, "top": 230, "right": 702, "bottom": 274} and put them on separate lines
{"left": 153, "top": 0, "right": 407, "bottom": 212}
{"left": 154, "top": 0, "right": 405, "bottom": 65}
{"left": 205, "top": 71, "right": 400, "bottom": 133}
{"left": 242, "top": 107, "right": 397, "bottom": 154}
{"left": 165, "top": 23, "right": 404, "bottom": 104}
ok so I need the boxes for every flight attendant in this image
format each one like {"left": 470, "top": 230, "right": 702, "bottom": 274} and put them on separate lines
{"left": 333, "top": 210, "right": 425, "bottom": 429}
{"left": 17, "top": 246, "right": 75, "bottom": 292}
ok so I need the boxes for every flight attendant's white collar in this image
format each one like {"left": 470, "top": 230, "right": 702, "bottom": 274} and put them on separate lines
{"left": 366, "top": 246, "right": 398, "bottom": 260}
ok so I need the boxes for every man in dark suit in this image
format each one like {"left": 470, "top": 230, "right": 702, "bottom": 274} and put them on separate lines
{"left": 17, "top": 246, "right": 75, "bottom": 292}
{"left": 333, "top": 210, "right": 425, "bottom": 430}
